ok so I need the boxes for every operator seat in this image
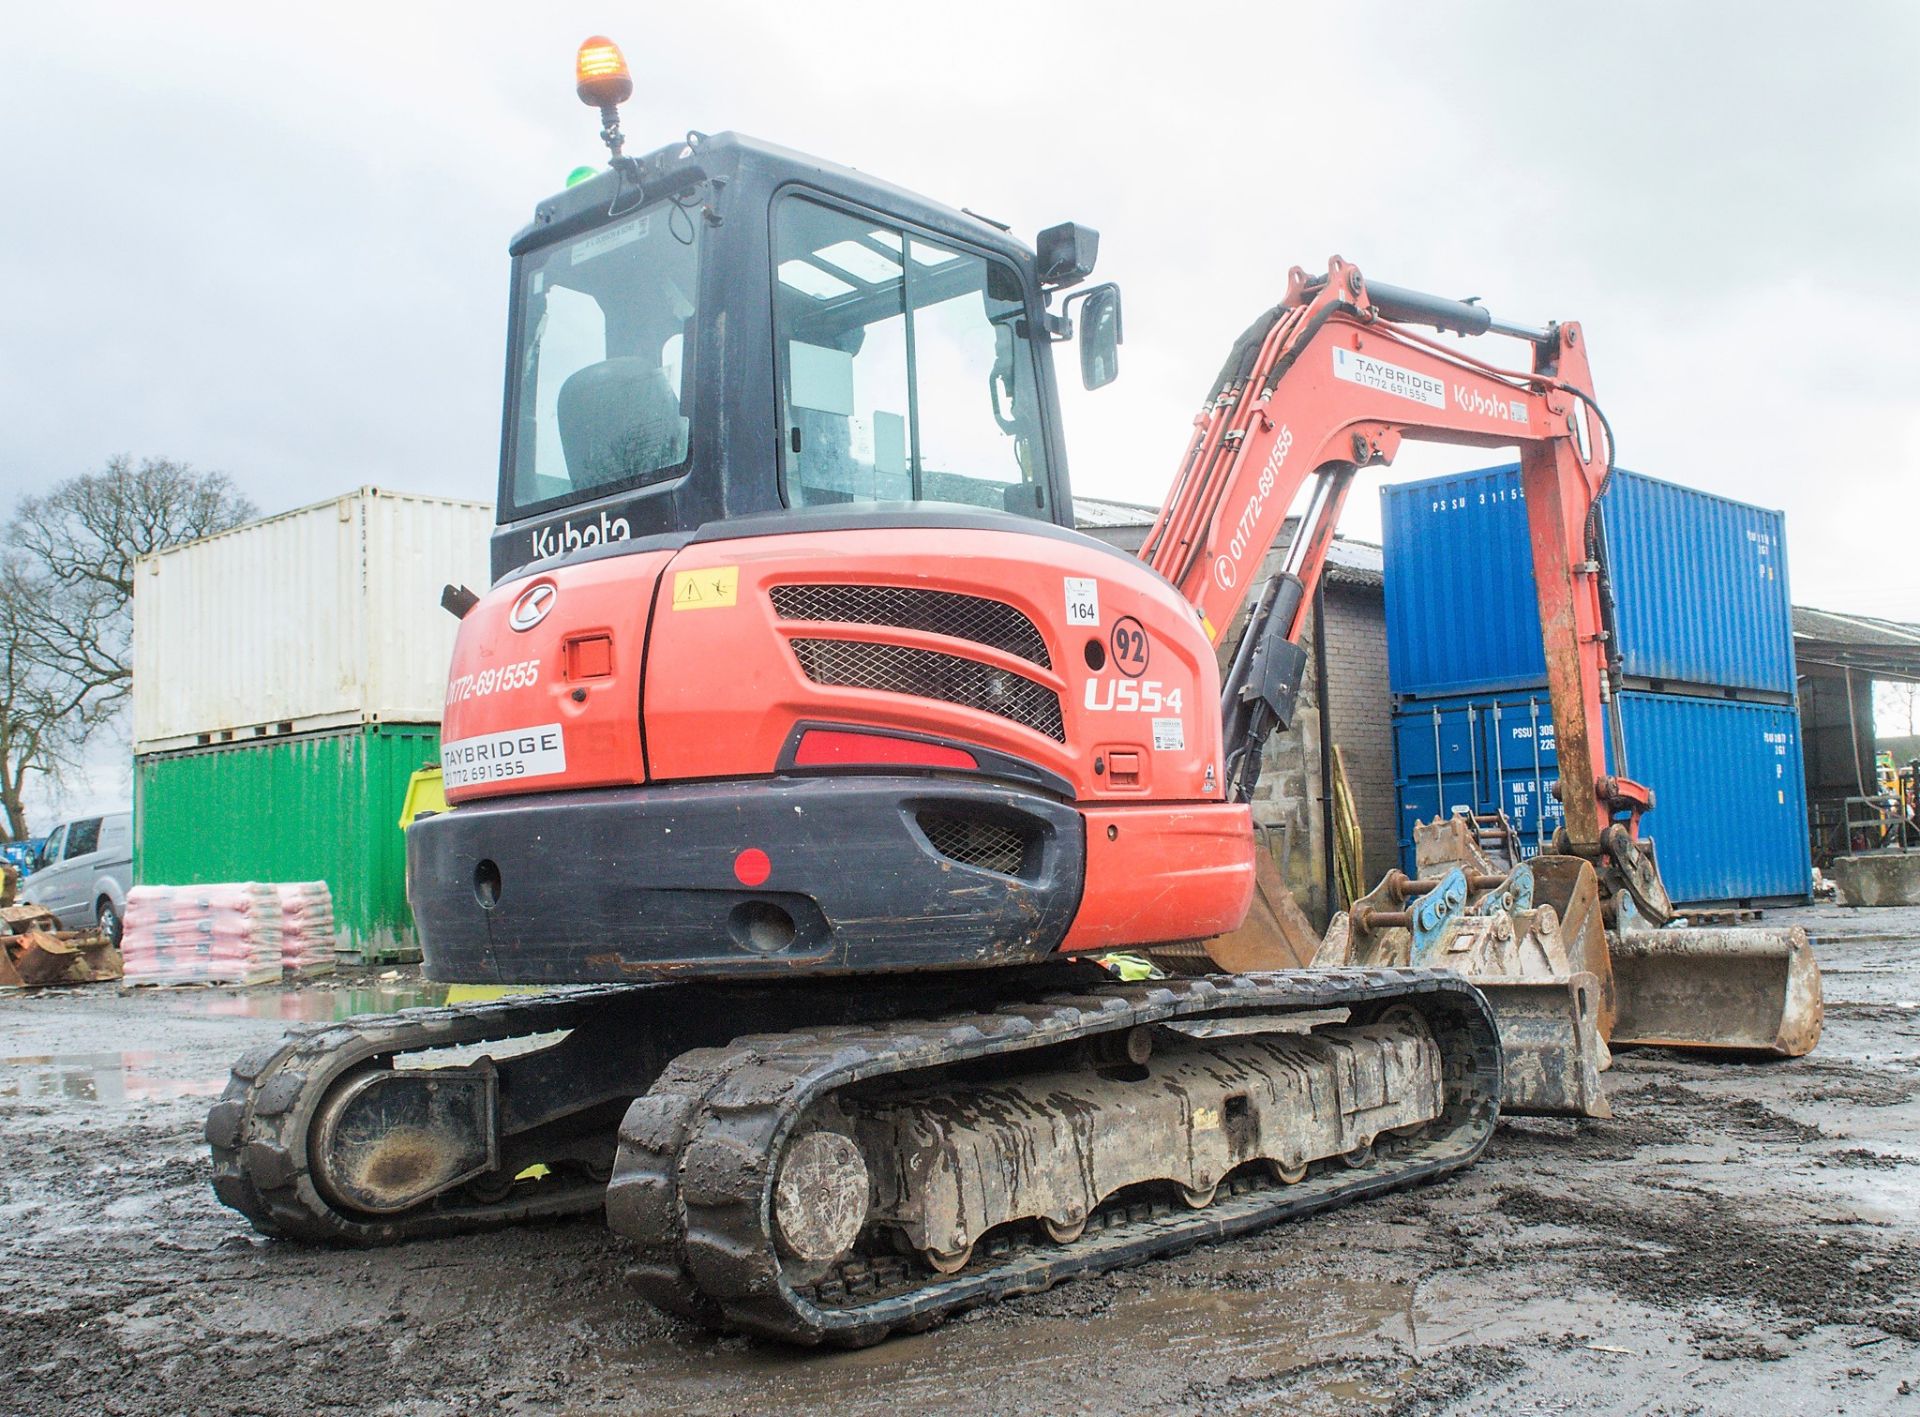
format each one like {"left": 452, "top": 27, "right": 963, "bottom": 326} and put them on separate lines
{"left": 556, "top": 357, "right": 689, "bottom": 489}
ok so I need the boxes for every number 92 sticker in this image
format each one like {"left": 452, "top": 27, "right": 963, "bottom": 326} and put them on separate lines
{"left": 1109, "top": 616, "right": 1150, "bottom": 677}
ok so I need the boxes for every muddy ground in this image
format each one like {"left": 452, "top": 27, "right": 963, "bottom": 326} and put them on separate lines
{"left": 1, "top": 903, "right": 1915, "bottom": 1416}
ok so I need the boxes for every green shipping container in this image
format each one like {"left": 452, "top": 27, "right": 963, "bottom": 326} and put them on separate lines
{"left": 134, "top": 724, "right": 440, "bottom": 964}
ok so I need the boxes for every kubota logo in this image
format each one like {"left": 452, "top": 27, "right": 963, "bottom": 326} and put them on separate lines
{"left": 529, "top": 510, "right": 632, "bottom": 561}
{"left": 508, "top": 582, "right": 557, "bottom": 631}
{"left": 1453, "top": 385, "right": 1530, "bottom": 424}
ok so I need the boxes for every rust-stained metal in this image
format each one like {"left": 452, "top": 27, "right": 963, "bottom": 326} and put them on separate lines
{"left": 1197, "top": 848, "right": 1321, "bottom": 971}
{"left": 1469, "top": 974, "right": 1611, "bottom": 1118}
{"left": 0, "top": 893, "right": 123, "bottom": 989}
{"left": 307, "top": 1066, "right": 500, "bottom": 1215}
{"left": 1609, "top": 926, "right": 1823, "bottom": 1056}
{"left": 1316, "top": 839, "right": 1615, "bottom": 1118}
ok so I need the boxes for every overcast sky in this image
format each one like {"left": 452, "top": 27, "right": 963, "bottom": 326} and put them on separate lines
{"left": 4, "top": 3, "right": 1918, "bottom": 813}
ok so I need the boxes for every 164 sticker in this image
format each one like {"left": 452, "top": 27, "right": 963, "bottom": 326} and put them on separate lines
{"left": 1064, "top": 577, "right": 1100, "bottom": 625}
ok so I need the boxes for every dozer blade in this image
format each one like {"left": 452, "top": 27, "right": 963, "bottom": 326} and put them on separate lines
{"left": 1608, "top": 926, "right": 1823, "bottom": 1056}
{"left": 1470, "top": 971, "right": 1612, "bottom": 1118}
{"left": 1200, "top": 847, "right": 1321, "bottom": 971}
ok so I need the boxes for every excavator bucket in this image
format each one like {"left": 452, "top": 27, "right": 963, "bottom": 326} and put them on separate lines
{"left": 1200, "top": 845, "right": 1322, "bottom": 971}
{"left": 1609, "top": 926, "right": 1823, "bottom": 1056}
{"left": 1313, "top": 849, "right": 1616, "bottom": 1118}
{"left": 1469, "top": 973, "right": 1611, "bottom": 1118}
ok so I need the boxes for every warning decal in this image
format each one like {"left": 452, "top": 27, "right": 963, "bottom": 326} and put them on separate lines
{"left": 672, "top": 566, "right": 740, "bottom": 611}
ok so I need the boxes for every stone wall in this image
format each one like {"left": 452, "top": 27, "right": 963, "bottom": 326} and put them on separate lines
{"left": 1237, "top": 579, "right": 1394, "bottom": 928}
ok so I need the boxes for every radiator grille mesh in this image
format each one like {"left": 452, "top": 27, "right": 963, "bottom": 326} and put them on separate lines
{"left": 789, "top": 639, "right": 1066, "bottom": 741}
{"left": 771, "top": 585, "right": 1050, "bottom": 668}
{"left": 917, "top": 812, "right": 1031, "bottom": 876}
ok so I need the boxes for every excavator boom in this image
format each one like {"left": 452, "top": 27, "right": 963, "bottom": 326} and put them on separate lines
{"left": 1144, "top": 259, "right": 1642, "bottom": 888}
{"left": 1167, "top": 260, "right": 1821, "bottom": 1087}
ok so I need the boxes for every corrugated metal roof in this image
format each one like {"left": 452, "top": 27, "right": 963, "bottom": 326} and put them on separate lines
{"left": 1068, "top": 496, "right": 1161, "bottom": 528}
{"left": 1072, "top": 498, "right": 1383, "bottom": 587}
{"left": 1793, "top": 606, "right": 1920, "bottom": 681}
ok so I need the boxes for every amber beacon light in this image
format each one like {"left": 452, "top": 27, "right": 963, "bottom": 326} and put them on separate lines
{"left": 576, "top": 35, "right": 634, "bottom": 158}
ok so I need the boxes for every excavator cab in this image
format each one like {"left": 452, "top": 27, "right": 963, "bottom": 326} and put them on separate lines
{"left": 494, "top": 129, "right": 1113, "bottom": 579}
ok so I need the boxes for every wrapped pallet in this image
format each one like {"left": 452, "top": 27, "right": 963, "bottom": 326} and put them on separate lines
{"left": 277, "top": 881, "right": 338, "bottom": 978}
{"left": 122, "top": 883, "right": 283, "bottom": 986}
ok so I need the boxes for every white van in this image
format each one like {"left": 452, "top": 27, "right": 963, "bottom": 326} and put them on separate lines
{"left": 19, "top": 810, "right": 132, "bottom": 942}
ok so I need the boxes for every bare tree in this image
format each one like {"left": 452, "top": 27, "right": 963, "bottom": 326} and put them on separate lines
{"left": 0, "top": 562, "right": 88, "bottom": 839}
{"left": 9, "top": 455, "right": 257, "bottom": 718}
{"left": 1879, "top": 679, "right": 1920, "bottom": 739}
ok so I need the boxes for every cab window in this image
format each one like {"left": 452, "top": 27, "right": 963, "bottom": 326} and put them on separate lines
{"left": 773, "top": 196, "right": 1047, "bottom": 516}
{"left": 506, "top": 201, "right": 703, "bottom": 517}
{"left": 66, "top": 818, "right": 102, "bottom": 857}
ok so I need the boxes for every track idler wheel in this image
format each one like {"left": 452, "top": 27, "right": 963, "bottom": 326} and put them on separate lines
{"left": 772, "top": 1129, "right": 870, "bottom": 1271}
{"left": 308, "top": 1065, "right": 498, "bottom": 1216}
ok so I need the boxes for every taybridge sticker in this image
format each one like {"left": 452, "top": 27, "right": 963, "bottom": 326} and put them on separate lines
{"left": 672, "top": 566, "right": 739, "bottom": 610}
{"left": 1332, "top": 346, "right": 1445, "bottom": 409}
{"left": 1064, "top": 577, "right": 1099, "bottom": 626}
{"left": 1152, "top": 717, "right": 1186, "bottom": 751}
{"left": 442, "top": 724, "right": 567, "bottom": 788}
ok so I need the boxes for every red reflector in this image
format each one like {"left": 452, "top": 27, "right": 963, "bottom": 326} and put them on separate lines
{"left": 793, "top": 730, "right": 977, "bottom": 771}
{"left": 734, "top": 848, "right": 771, "bottom": 887}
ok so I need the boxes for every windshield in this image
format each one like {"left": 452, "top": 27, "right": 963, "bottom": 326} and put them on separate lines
{"left": 773, "top": 195, "right": 1048, "bottom": 517}
{"left": 506, "top": 201, "right": 702, "bottom": 516}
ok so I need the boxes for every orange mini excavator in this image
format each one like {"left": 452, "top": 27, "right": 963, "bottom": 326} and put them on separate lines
{"left": 207, "top": 37, "right": 1818, "bottom": 1344}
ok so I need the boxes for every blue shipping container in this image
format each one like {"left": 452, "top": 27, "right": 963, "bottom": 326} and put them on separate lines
{"left": 1381, "top": 465, "right": 1796, "bottom": 700}
{"left": 1393, "top": 689, "right": 1811, "bottom": 906}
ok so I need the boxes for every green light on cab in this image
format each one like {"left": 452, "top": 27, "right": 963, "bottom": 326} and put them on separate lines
{"left": 566, "top": 165, "right": 599, "bottom": 188}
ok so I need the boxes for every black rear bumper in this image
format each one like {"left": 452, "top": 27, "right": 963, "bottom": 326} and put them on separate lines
{"left": 407, "top": 775, "right": 1085, "bottom": 983}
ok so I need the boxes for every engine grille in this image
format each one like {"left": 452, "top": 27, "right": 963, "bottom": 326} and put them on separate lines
{"left": 771, "top": 585, "right": 1051, "bottom": 669}
{"left": 917, "top": 811, "right": 1032, "bottom": 877}
{"left": 789, "top": 639, "right": 1066, "bottom": 741}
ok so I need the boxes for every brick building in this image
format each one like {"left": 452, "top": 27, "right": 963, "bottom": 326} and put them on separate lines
{"left": 1075, "top": 498, "right": 1395, "bottom": 927}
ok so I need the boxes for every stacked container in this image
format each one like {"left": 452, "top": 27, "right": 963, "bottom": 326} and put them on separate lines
{"left": 131, "top": 488, "right": 494, "bottom": 962}
{"left": 1381, "top": 465, "right": 1810, "bottom": 907}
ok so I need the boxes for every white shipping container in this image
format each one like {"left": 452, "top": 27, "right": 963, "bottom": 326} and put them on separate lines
{"left": 132, "top": 488, "right": 495, "bottom": 753}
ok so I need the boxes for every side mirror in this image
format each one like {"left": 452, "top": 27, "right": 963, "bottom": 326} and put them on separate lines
{"left": 1077, "top": 284, "right": 1123, "bottom": 390}
{"left": 1036, "top": 222, "right": 1099, "bottom": 289}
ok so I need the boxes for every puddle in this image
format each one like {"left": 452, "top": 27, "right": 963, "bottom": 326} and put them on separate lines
{"left": 161, "top": 983, "right": 452, "bottom": 1022}
{"left": 591, "top": 1274, "right": 1408, "bottom": 1409}
{"left": 0, "top": 1051, "right": 228, "bottom": 1105}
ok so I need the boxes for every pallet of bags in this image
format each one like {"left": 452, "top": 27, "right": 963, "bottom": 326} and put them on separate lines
{"left": 276, "top": 881, "right": 337, "bottom": 978}
{"left": 122, "top": 883, "right": 283, "bottom": 986}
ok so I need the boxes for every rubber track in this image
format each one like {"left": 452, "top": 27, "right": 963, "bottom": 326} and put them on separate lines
{"left": 605, "top": 967, "right": 1502, "bottom": 1345}
{"left": 205, "top": 986, "right": 647, "bottom": 1244}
